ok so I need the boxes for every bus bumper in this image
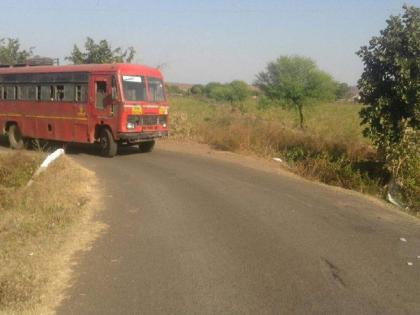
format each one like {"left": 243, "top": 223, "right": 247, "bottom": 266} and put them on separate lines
{"left": 117, "top": 130, "right": 168, "bottom": 142}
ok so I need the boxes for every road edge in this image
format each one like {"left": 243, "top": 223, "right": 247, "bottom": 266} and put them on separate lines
{"left": 158, "top": 138, "right": 419, "bottom": 221}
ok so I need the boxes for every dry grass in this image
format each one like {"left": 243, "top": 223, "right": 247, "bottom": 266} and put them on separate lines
{"left": 169, "top": 95, "right": 387, "bottom": 197}
{"left": 0, "top": 151, "right": 103, "bottom": 314}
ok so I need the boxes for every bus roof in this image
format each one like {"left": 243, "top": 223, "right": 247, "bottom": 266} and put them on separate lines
{"left": 0, "top": 63, "right": 163, "bottom": 78}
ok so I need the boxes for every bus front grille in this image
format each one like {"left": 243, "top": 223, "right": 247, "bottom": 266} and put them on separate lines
{"left": 140, "top": 115, "right": 167, "bottom": 126}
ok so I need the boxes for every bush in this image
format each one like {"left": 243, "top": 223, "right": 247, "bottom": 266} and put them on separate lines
{"left": 384, "top": 123, "right": 419, "bottom": 213}
{"left": 203, "top": 81, "right": 250, "bottom": 104}
{"left": 190, "top": 84, "right": 204, "bottom": 95}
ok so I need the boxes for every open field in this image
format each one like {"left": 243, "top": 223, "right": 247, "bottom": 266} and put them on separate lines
{"left": 0, "top": 151, "right": 103, "bottom": 314}
{"left": 170, "top": 96, "right": 367, "bottom": 143}
{"left": 169, "top": 95, "right": 418, "bottom": 215}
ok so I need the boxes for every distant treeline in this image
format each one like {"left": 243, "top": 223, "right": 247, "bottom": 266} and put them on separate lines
{"left": 168, "top": 80, "right": 353, "bottom": 102}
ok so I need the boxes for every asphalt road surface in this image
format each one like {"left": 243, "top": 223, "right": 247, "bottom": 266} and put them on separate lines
{"left": 48, "top": 143, "right": 419, "bottom": 315}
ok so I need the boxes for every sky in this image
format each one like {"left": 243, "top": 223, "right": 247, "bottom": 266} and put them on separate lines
{"left": 1, "top": 0, "right": 419, "bottom": 85}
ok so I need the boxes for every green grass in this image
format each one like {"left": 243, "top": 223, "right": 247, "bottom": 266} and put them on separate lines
{"left": 303, "top": 102, "right": 367, "bottom": 143}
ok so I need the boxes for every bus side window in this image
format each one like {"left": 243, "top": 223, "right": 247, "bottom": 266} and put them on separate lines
{"left": 56, "top": 85, "right": 65, "bottom": 101}
{"left": 76, "top": 84, "right": 87, "bottom": 102}
{"left": 5, "top": 86, "right": 16, "bottom": 100}
{"left": 62, "top": 84, "right": 75, "bottom": 102}
{"left": 18, "top": 85, "right": 37, "bottom": 100}
{"left": 0, "top": 86, "right": 3, "bottom": 100}
{"left": 40, "top": 86, "right": 51, "bottom": 101}
{"left": 28, "top": 85, "right": 37, "bottom": 100}
{"left": 17, "top": 86, "right": 22, "bottom": 100}
{"left": 95, "top": 81, "right": 107, "bottom": 109}
{"left": 50, "top": 86, "right": 55, "bottom": 101}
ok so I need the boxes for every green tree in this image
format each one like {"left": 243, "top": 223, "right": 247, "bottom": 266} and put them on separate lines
{"left": 357, "top": 5, "right": 419, "bottom": 147}
{"left": 334, "top": 82, "right": 352, "bottom": 100}
{"left": 0, "top": 38, "right": 33, "bottom": 65}
{"left": 203, "top": 81, "right": 249, "bottom": 103}
{"left": 204, "top": 82, "right": 224, "bottom": 96}
{"left": 190, "top": 84, "right": 204, "bottom": 95}
{"left": 255, "top": 55, "right": 336, "bottom": 128}
{"left": 225, "top": 80, "right": 250, "bottom": 104}
{"left": 208, "top": 85, "right": 230, "bottom": 101}
{"left": 66, "top": 37, "right": 135, "bottom": 64}
{"left": 357, "top": 5, "right": 419, "bottom": 211}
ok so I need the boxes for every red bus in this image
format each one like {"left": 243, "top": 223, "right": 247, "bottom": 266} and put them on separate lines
{"left": 0, "top": 63, "right": 169, "bottom": 157}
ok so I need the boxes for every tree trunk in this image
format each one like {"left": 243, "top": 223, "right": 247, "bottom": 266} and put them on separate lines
{"left": 298, "top": 104, "right": 304, "bottom": 129}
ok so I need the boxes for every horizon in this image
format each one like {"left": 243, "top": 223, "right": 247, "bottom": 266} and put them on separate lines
{"left": 1, "top": 0, "right": 419, "bottom": 85}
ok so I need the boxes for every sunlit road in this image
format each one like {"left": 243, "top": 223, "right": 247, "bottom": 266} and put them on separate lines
{"left": 52, "top": 143, "right": 420, "bottom": 315}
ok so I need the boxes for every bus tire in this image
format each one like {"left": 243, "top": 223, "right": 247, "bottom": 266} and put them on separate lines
{"left": 99, "top": 128, "right": 117, "bottom": 157}
{"left": 138, "top": 140, "right": 155, "bottom": 153}
{"left": 8, "top": 124, "right": 24, "bottom": 150}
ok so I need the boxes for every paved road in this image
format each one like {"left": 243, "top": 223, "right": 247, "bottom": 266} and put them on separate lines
{"left": 53, "top": 144, "right": 420, "bottom": 315}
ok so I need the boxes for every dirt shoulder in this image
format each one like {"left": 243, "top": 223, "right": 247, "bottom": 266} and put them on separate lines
{"left": 0, "top": 152, "right": 106, "bottom": 315}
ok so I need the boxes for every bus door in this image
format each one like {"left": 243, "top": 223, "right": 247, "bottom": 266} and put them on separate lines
{"left": 89, "top": 74, "right": 119, "bottom": 140}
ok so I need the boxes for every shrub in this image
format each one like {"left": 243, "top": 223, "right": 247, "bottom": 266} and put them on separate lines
{"left": 190, "top": 84, "right": 204, "bottom": 95}
{"left": 384, "top": 123, "right": 419, "bottom": 213}
{"left": 203, "top": 81, "right": 250, "bottom": 104}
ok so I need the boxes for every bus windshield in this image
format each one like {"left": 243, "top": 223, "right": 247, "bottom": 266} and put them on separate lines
{"left": 148, "top": 77, "right": 165, "bottom": 102}
{"left": 122, "top": 75, "right": 147, "bottom": 101}
{"left": 122, "top": 75, "right": 165, "bottom": 102}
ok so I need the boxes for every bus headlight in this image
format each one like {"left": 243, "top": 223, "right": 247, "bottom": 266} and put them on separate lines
{"left": 127, "top": 122, "right": 135, "bottom": 129}
{"left": 127, "top": 115, "right": 139, "bottom": 129}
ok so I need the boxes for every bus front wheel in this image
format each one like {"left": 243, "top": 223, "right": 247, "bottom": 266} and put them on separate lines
{"left": 138, "top": 140, "right": 155, "bottom": 153}
{"left": 8, "top": 124, "right": 24, "bottom": 150}
{"left": 99, "top": 128, "right": 117, "bottom": 157}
